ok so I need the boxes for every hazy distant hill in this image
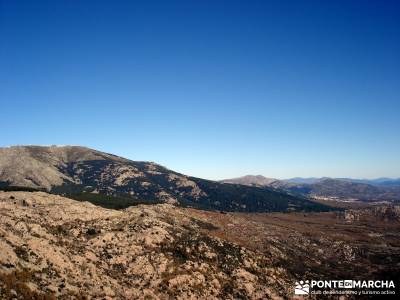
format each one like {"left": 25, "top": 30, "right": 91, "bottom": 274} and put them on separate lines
{"left": 284, "top": 177, "right": 324, "bottom": 184}
{"left": 285, "top": 177, "right": 400, "bottom": 187}
{"left": 284, "top": 178, "right": 400, "bottom": 202}
{"left": 0, "top": 146, "right": 330, "bottom": 212}
{"left": 288, "top": 178, "right": 400, "bottom": 202}
{"left": 223, "top": 175, "right": 400, "bottom": 202}
{"left": 336, "top": 177, "right": 400, "bottom": 187}
{"left": 221, "top": 175, "right": 278, "bottom": 186}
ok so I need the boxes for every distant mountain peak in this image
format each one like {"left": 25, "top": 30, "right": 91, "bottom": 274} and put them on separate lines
{"left": 221, "top": 175, "right": 278, "bottom": 186}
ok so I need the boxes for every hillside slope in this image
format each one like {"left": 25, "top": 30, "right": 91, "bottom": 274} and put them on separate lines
{"left": 0, "top": 146, "right": 330, "bottom": 212}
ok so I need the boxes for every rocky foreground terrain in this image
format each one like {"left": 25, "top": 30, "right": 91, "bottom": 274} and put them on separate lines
{"left": 1, "top": 191, "right": 400, "bottom": 299}
{"left": 0, "top": 191, "right": 292, "bottom": 299}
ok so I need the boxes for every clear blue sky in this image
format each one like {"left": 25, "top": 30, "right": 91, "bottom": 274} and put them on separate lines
{"left": 1, "top": 0, "right": 399, "bottom": 180}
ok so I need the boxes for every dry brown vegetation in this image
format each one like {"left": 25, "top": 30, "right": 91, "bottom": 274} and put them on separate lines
{"left": 186, "top": 207, "right": 400, "bottom": 281}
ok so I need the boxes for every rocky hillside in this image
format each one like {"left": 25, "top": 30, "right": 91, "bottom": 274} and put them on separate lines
{"left": 0, "top": 146, "right": 330, "bottom": 212}
{"left": 0, "top": 191, "right": 292, "bottom": 299}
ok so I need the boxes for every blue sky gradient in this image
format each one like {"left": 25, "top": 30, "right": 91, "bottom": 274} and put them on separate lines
{"left": 1, "top": 0, "right": 399, "bottom": 179}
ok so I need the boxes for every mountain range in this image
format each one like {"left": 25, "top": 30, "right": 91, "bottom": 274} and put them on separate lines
{"left": 0, "top": 145, "right": 330, "bottom": 212}
{"left": 221, "top": 175, "right": 400, "bottom": 202}
{"left": 285, "top": 177, "right": 400, "bottom": 186}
